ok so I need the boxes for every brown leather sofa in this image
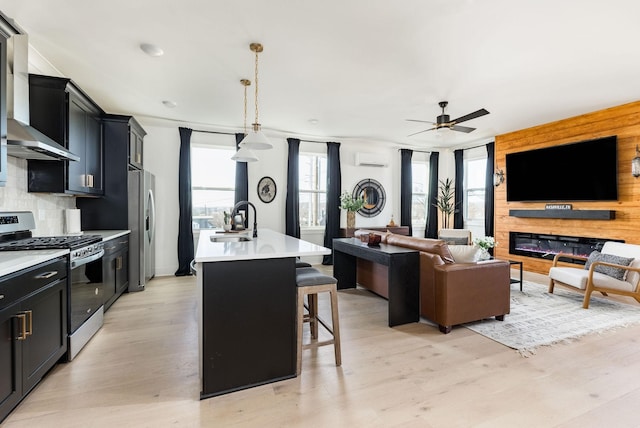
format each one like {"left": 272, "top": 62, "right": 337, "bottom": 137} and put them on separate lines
{"left": 355, "top": 231, "right": 511, "bottom": 333}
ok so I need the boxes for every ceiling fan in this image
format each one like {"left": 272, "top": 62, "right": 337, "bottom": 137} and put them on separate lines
{"left": 407, "top": 101, "right": 489, "bottom": 137}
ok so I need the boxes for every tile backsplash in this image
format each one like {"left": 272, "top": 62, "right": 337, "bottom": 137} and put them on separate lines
{"left": 0, "top": 156, "right": 75, "bottom": 235}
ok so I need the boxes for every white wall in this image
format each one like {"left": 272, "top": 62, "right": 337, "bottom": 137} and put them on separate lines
{"left": 0, "top": 157, "right": 76, "bottom": 235}
{"left": 137, "top": 119, "right": 409, "bottom": 273}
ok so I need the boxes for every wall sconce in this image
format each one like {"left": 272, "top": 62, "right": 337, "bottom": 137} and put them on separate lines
{"left": 633, "top": 145, "right": 640, "bottom": 178}
{"left": 493, "top": 169, "right": 505, "bottom": 187}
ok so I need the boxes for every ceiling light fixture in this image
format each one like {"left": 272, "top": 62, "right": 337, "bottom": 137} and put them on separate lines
{"left": 232, "top": 79, "right": 258, "bottom": 162}
{"left": 140, "top": 43, "right": 164, "bottom": 57}
{"left": 162, "top": 100, "right": 177, "bottom": 108}
{"left": 239, "top": 43, "right": 272, "bottom": 150}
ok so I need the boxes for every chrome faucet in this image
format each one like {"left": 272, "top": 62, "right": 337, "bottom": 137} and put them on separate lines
{"left": 231, "top": 200, "right": 258, "bottom": 237}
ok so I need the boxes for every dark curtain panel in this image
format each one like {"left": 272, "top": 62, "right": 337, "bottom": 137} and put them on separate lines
{"left": 400, "top": 149, "right": 413, "bottom": 236}
{"left": 234, "top": 133, "right": 248, "bottom": 204}
{"left": 285, "top": 138, "right": 301, "bottom": 238}
{"left": 453, "top": 149, "right": 464, "bottom": 229}
{"left": 175, "top": 127, "right": 194, "bottom": 276}
{"left": 425, "top": 151, "right": 439, "bottom": 238}
{"left": 484, "top": 142, "right": 495, "bottom": 240}
{"left": 234, "top": 133, "right": 249, "bottom": 228}
{"left": 322, "top": 142, "right": 342, "bottom": 265}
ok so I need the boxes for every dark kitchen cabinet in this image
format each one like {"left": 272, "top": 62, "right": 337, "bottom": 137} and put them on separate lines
{"left": 77, "top": 115, "right": 146, "bottom": 230}
{"left": 102, "top": 235, "right": 129, "bottom": 311}
{"left": 0, "top": 257, "right": 68, "bottom": 423}
{"left": 26, "top": 74, "right": 104, "bottom": 196}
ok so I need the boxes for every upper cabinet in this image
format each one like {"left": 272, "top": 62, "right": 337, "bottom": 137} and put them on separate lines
{"left": 27, "top": 74, "right": 104, "bottom": 196}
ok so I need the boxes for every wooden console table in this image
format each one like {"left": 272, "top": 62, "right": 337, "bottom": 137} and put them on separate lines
{"left": 332, "top": 238, "right": 419, "bottom": 327}
{"left": 338, "top": 226, "right": 410, "bottom": 238}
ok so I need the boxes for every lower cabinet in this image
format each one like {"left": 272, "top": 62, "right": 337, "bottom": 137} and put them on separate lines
{"left": 103, "top": 236, "right": 129, "bottom": 311}
{"left": 0, "top": 257, "right": 68, "bottom": 423}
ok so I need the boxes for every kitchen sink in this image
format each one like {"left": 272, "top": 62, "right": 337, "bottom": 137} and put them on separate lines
{"left": 210, "top": 234, "right": 252, "bottom": 243}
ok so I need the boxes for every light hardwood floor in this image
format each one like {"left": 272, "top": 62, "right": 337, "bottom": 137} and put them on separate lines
{"left": 3, "top": 269, "right": 640, "bottom": 427}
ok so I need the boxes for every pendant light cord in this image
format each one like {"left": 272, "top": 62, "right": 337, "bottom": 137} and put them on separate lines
{"left": 254, "top": 48, "right": 259, "bottom": 128}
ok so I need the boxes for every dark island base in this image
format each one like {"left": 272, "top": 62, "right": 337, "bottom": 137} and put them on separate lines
{"left": 201, "top": 257, "right": 296, "bottom": 398}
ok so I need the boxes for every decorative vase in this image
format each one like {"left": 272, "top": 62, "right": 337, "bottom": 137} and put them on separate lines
{"left": 478, "top": 248, "right": 491, "bottom": 261}
{"left": 347, "top": 211, "right": 356, "bottom": 229}
{"left": 223, "top": 223, "right": 231, "bottom": 232}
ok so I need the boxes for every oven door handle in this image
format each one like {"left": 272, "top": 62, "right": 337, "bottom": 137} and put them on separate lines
{"left": 70, "top": 249, "right": 105, "bottom": 269}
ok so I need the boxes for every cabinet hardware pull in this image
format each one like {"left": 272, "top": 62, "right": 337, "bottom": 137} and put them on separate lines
{"left": 105, "top": 245, "right": 117, "bottom": 251}
{"left": 16, "top": 313, "right": 27, "bottom": 340}
{"left": 0, "top": 294, "right": 4, "bottom": 300}
{"left": 34, "top": 271, "right": 57, "bottom": 279}
{"left": 26, "top": 310, "right": 33, "bottom": 336}
{"left": 136, "top": 153, "right": 141, "bottom": 164}
{"left": 87, "top": 174, "right": 94, "bottom": 188}
{"left": 116, "top": 256, "right": 123, "bottom": 270}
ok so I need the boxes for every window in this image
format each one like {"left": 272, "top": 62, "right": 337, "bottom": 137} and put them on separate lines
{"left": 464, "top": 151, "right": 487, "bottom": 235}
{"left": 299, "top": 153, "right": 327, "bottom": 227}
{"left": 191, "top": 146, "right": 236, "bottom": 230}
{"left": 411, "top": 160, "right": 430, "bottom": 225}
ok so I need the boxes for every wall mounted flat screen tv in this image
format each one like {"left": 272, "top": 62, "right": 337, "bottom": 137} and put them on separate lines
{"left": 505, "top": 136, "right": 618, "bottom": 202}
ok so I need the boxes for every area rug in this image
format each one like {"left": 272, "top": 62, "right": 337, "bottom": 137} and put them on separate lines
{"left": 464, "top": 281, "right": 640, "bottom": 355}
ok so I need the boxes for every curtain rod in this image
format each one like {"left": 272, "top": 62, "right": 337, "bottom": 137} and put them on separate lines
{"left": 397, "top": 149, "right": 431, "bottom": 154}
{"left": 191, "top": 129, "right": 237, "bottom": 136}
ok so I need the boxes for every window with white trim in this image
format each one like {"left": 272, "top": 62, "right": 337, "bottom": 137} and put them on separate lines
{"left": 463, "top": 149, "right": 487, "bottom": 237}
{"left": 299, "top": 153, "right": 327, "bottom": 228}
{"left": 191, "top": 145, "right": 236, "bottom": 230}
{"left": 411, "top": 159, "right": 430, "bottom": 225}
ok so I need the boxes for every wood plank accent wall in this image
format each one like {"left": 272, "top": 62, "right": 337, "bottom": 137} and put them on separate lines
{"left": 494, "top": 101, "right": 640, "bottom": 275}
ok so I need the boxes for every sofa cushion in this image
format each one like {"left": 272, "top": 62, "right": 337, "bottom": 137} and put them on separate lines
{"left": 448, "top": 245, "right": 481, "bottom": 263}
{"left": 441, "top": 237, "right": 471, "bottom": 246}
{"left": 386, "top": 234, "right": 455, "bottom": 263}
{"left": 584, "top": 251, "right": 634, "bottom": 281}
{"left": 550, "top": 266, "right": 636, "bottom": 292}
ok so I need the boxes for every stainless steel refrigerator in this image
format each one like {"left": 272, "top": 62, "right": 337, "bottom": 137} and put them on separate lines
{"left": 128, "top": 170, "right": 156, "bottom": 291}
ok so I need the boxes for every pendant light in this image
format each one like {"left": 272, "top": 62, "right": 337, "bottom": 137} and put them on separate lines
{"left": 232, "top": 79, "right": 258, "bottom": 162}
{"left": 239, "top": 43, "right": 273, "bottom": 150}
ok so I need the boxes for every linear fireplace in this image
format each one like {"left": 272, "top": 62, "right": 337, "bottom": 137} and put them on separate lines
{"left": 509, "top": 232, "right": 624, "bottom": 265}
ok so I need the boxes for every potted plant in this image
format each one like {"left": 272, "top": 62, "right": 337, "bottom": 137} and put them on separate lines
{"left": 433, "top": 178, "right": 457, "bottom": 229}
{"left": 222, "top": 211, "right": 232, "bottom": 232}
{"left": 340, "top": 192, "right": 365, "bottom": 229}
{"left": 473, "top": 236, "right": 497, "bottom": 260}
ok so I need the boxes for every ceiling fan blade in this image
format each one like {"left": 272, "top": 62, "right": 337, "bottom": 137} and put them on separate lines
{"left": 451, "top": 124, "right": 476, "bottom": 133}
{"left": 451, "top": 108, "right": 489, "bottom": 125}
{"left": 406, "top": 119, "right": 436, "bottom": 125}
{"left": 407, "top": 127, "right": 436, "bottom": 137}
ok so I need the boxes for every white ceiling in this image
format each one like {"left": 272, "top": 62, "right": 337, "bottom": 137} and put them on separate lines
{"left": 2, "top": 0, "right": 640, "bottom": 150}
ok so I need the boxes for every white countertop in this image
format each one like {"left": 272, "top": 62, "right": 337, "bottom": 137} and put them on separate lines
{"left": 195, "top": 229, "right": 330, "bottom": 263}
{"left": 0, "top": 249, "right": 70, "bottom": 278}
{"left": 83, "top": 230, "right": 130, "bottom": 241}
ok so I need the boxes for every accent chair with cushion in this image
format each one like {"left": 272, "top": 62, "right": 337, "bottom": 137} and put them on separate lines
{"left": 548, "top": 241, "right": 640, "bottom": 308}
{"left": 438, "top": 228, "right": 472, "bottom": 246}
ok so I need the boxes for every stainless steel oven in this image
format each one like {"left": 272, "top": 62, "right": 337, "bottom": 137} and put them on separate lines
{"left": 68, "top": 241, "right": 104, "bottom": 359}
{"left": 0, "top": 211, "right": 105, "bottom": 360}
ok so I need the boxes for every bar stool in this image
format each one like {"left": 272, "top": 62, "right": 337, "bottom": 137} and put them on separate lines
{"left": 295, "top": 267, "right": 342, "bottom": 375}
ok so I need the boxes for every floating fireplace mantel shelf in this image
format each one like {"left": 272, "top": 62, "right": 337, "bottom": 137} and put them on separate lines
{"left": 509, "top": 209, "right": 616, "bottom": 220}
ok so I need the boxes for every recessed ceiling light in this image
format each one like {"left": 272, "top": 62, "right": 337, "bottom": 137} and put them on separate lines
{"left": 162, "top": 100, "right": 177, "bottom": 108}
{"left": 140, "top": 43, "right": 164, "bottom": 57}
{"left": 309, "top": 119, "right": 319, "bottom": 125}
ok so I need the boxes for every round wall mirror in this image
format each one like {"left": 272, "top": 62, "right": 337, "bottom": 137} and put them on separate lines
{"left": 352, "top": 178, "right": 386, "bottom": 217}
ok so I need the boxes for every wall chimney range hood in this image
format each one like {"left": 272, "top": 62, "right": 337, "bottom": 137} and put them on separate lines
{"left": 5, "top": 31, "right": 79, "bottom": 162}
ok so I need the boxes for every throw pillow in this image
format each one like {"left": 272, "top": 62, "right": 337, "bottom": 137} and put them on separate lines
{"left": 448, "top": 245, "right": 480, "bottom": 263}
{"left": 442, "top": 237, "right": 470, "bottom": 246}
{"left": 584, "top": 251, "right": 634, "bottom": 281}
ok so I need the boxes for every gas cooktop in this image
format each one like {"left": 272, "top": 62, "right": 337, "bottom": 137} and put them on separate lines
{"left": 0, "top": 234, "right": 102, "bottom": 251}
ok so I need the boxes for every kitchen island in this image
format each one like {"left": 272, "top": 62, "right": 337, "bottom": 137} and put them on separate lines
{"left": 195, "top": 229, "right": 330, "bottom": 398}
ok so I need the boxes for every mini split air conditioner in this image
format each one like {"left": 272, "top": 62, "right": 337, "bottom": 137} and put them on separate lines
{"left": 355, "top": 152, "right": 388, "bottom": 167}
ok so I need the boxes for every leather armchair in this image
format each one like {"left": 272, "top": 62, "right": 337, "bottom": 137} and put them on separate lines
{"left": 385, "top": 234, "right": 511, "bottom": 333}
